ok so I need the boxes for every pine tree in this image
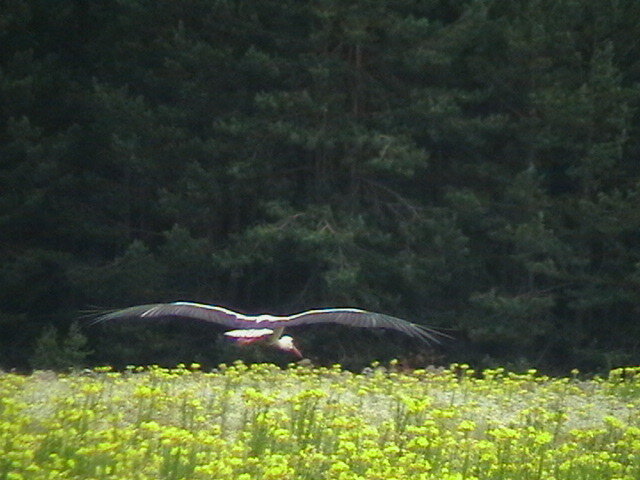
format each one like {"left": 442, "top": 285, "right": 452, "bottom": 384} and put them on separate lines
{"left": 30, "top": 321, "right": 91, "bottom": 370}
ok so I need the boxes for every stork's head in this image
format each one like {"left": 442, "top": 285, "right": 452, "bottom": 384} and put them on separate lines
{"left": 275, "top": 335, "right": 303, "bottom": 358}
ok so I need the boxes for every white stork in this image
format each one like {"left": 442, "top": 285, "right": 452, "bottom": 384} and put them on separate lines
{"left": 92, "top": 302, "right": 446, "bottom": 358}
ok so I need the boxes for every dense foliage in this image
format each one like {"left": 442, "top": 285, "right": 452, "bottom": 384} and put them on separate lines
{"left": 1, "top": 0, "right": 639, "bottom": 371}
{"left": 1, "top": 364, "right": 639, "bottom": 479}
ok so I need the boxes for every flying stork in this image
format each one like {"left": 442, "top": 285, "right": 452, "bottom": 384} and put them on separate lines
{"left": 92, "top": 302, "right": 446, "bottom": 358}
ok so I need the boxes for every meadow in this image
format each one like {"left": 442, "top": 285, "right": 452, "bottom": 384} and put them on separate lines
{"left": 1, "top": 362, "right": 639, "bottom": 480}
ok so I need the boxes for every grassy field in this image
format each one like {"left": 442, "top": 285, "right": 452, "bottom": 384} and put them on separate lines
{"left": 1, "top": 363, "right": 639, "bottom": 480}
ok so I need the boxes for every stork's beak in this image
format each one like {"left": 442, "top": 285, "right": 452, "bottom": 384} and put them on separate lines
{"left": 290, "top": 345, "right": 303, "bottom": 359}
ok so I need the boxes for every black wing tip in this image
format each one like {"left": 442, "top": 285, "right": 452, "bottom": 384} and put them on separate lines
{"left": 414, "top": 323, "right": 456, "bottom": 345}
{"left": 84, "top": 304, "right": 164, "bottom": 326}
{"left": 370, "top": 312, "right": 452, "bottom": 346}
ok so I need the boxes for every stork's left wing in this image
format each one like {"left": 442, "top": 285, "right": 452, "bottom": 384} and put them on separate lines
{"left": 264, "top": 308, "right": 447, "bottom": 344}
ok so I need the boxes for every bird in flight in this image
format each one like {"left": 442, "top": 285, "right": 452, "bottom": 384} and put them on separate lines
{"left": 92, "top": 302, "right": 447, "bottom": 359}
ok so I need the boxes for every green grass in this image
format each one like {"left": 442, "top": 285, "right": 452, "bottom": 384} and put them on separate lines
{"left": 1, "top": 363, "right": 639, "bottom": 480}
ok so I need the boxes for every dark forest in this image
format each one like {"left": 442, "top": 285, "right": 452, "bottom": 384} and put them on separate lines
{"left": 2, "top": 0, "right": 639, "bottom": 373}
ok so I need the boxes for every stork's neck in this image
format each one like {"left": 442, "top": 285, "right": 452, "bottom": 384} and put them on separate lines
{"left": 267, "top": 327, "right": 285, "bottom": 343}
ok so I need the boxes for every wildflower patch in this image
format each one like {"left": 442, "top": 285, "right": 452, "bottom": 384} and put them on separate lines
{"left": 1, "top": 364, "right": 639, "bottom": 479}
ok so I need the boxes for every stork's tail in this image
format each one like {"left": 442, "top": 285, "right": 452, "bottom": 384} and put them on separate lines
{"left": 223, "top": 328, "right": 274, "bottom": 345}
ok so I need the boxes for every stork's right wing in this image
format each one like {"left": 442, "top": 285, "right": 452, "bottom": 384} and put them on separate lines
{"left": 90, "top": 302, "right": 252, "bottom": 329}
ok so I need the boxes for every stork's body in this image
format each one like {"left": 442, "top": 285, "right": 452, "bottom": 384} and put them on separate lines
{"left": 93, "top": 302, "right": 446, "bottom": 358}
{"left": 222, "top": 327, "right": 302, "bottom": 358}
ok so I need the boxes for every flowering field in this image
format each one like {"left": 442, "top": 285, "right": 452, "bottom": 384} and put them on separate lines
{"left": 1, "top": 363, "right": 639, "bottom": 480}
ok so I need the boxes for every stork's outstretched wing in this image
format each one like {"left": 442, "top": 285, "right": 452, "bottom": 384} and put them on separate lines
{"left": 264, "top": 308, "right": 448, "bottom": 344}
{"left": 91, "top": 302, "right": 251, "bottom": 329}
